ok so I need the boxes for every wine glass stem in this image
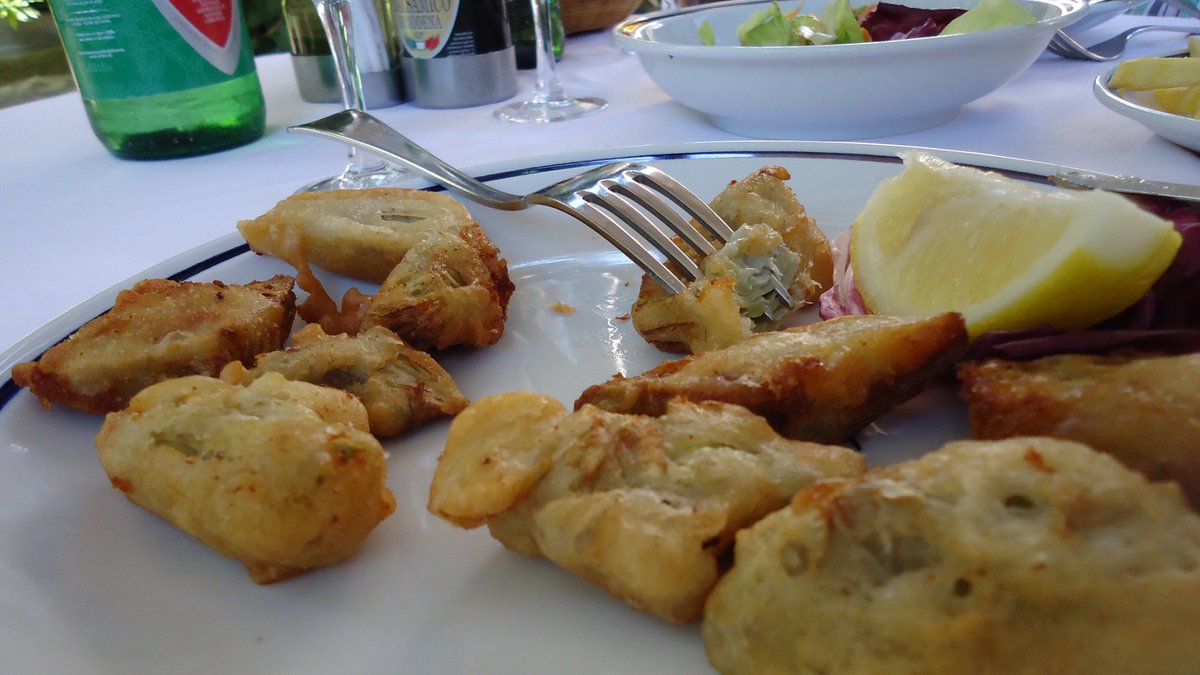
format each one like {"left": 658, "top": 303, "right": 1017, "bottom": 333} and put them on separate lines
{"left": 314, "top": 0, "right": 373, "bottom": 172}
{"left": 530, "top": 0, "right": 567, "bottom": 105}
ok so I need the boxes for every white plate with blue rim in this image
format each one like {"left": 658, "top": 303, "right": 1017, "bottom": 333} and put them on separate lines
{"left": 2, "top": 140, "right": 1097, "bottom": 674}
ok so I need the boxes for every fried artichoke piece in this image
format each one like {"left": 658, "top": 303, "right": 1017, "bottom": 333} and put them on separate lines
{"left": 96, "top": 373, "right": 396, "bottom": 584}
{"left": 238, "top": 188, "right": 476, "bottom": 284}
{"left": 578, "top": 313, "right": 968, "bottom": 444}
{"left": 428, "top": 392, "right": 865, "bottom": 623}
{"left": 703, "top": 437, "right": 1200, "bottom": 675}
{"left": 221, "top": 324, "right": 467, "bottom": 437}
{"left": 12, "top": 275, "right": 296, "bottom": 414}
{"left": 358, "top": 227, "right": 515, "bottom": 350}
{"left": 237, "top": 188, "right": 513, "bottom": 340}
{"left": 632, "top": 165, "right": 834, "bottom": 354}
{"left": 958, "top": 351, "right": 1200, "bottom": 510}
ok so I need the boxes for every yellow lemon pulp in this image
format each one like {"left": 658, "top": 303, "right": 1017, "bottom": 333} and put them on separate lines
{"left": 850, "top": 153, "right": 1181, "bottom": 337}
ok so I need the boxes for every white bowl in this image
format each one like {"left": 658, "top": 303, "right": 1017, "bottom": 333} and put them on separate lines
{"left": 613, "top": 0, "right": 1085, "bottom": 139}
{"left": 1093, "top": 62, "right": 1200, "bottom": 153}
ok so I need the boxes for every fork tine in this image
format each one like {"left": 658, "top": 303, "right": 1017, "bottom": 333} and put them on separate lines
{"left": 767, "top": 274, "right": 794, "bottom": 309}
{"left": 608, "top": 174, "right": 719, "bottom": 258}
{"left": 609, "top": 163, "right": 797, "bottom": 314}
{"left": 1047, "top": 33, "right": 1079, "bottom": 58}
{"left": 547, "top": 194, "right": 691, "bottom": 296}
{"left": 581, "top": 184, "right": 706, "bottom": 281}
{"left": 610, "top": 163, "right": 795, "bottom": 313}
{"left": 581, "top": 180, "right": 792, "bottom": 319}
{"left": 630, "top": 165, "right": 736, "bottom": 244}
{"left": 1051, "top": 30, "right": 1102, "bottom": 60}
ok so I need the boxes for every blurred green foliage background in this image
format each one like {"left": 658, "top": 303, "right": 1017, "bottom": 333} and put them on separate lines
{"left": 0, "top": 0, "right": 288, "bottom": 107}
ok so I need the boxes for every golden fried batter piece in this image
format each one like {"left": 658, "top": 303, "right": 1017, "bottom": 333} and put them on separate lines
{"left": 96, "top": 373, "right": 396, "bottom": 584}
{"left": 221, "top": 324, "right": 468, "bottom": 437}
{"left": 577, "top": 313, "right": 968, "bottom": 444}
{"left": 358, "top": 227, "right": 515, "bottom": 350}
{"left": 12, "top": 275, "right": 296, "bottom": 414}
{"left": 238, "top": 188, "right": 477, "bottom": 284}
{"left": 237, "top": 189, "right": 513, "bottom": 341}
{"left": 703, "top": 437, "right": 1200, "bottom": 675}
{"left": 427, "top": 392, "right": 865, "bottom": 623}
{"left": 632, "top": 166, "right": 835, "bottom": 354}
{"left": 958, "top": 352, "right": 1200, "bottom": 509}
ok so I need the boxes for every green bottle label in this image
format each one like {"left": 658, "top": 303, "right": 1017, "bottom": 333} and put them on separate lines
{"left": 50, "top": 0, "right": 256, "bottom": 100}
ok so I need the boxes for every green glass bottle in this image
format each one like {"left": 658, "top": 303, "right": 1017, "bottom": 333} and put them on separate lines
{"left": 48, "top": 0, "right": 266, "bottom": 160}
{"left": 507, "top": 0, "right": 563, "bottom": 69}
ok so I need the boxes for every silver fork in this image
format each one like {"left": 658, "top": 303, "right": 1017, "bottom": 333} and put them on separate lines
{"left": 1048, "top": 25, "right": 1198, "bottom": 61}
{"left": 289, "top": 109, "right": 794, "bottom": 313}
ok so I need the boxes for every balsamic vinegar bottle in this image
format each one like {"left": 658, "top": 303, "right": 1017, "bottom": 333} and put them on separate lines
{"left": 394, "top": 0, "right": 518, "bottom": 108}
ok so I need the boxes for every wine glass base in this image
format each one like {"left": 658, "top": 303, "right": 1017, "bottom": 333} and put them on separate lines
{"left": 298, "top": 161, "right": 412, "bottom": 192}
{"left": 494, "top": 96, "right": 608, "bottom": 123}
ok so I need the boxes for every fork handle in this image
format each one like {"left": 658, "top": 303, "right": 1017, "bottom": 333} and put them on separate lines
{"left": 289, "top": 109, "right": 527, "bottom": 211}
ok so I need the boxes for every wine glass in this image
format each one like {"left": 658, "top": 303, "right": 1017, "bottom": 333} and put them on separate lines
{"left": 300, "top": 0, "right": 409, "bottom": 191}
{"left": 494, "top": 0, "right": 607, "bottom": 123}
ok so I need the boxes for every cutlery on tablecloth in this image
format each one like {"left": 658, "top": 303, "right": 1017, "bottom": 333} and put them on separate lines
{"left": 1054, "top": 169, "right": 1200, "bottom": 203}
{"left": 1048, "top": 24, "right": 1198, "bottom": 60}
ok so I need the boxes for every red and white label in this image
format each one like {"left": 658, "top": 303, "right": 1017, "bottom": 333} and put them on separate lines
{"left": 151, "top": 0, "right": 243, "bottom": 74}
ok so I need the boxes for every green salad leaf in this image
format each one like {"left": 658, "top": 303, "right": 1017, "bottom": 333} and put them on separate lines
{"left": 941, "top": 0, "right": 1037, "bottom": 34}
{"left": 821, "top": 0, "right": 868, "bottom": 43}
{"left": 703, "top": 0, "right": 1039, "bottom": 46}
{"left": 737, "top": 2, "right": 799, "bottom": 45}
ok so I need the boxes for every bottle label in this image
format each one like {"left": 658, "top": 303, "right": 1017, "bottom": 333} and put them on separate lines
{"left": 396, "top": 0, "right": 460, "bottom": 59}
{"left": 50, "top": 0, "right": 256, "bottom": 100}
{"left": 150, "top": 0, "right": 242, "bottom": 74}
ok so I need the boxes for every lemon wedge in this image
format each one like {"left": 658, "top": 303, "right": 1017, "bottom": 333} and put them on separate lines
{"left": 850, "top": 153, "right": 1181, "bottom": 337}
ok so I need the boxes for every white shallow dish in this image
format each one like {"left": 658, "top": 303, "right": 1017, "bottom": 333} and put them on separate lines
{"left": 1067, "top": 0, "right": 1148, "bottom": 33}
{"left": 613, "top": 0, "right": 1086, "bottom": 140}
{"left": 1094, "top": 62, "right": 1200, "bottom": 153}
{"left": 1, "top": 142, "right": 1074, "bottom": 674}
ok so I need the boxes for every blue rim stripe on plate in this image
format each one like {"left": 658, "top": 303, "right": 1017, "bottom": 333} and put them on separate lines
{"left": 0, "top": 149, "right": 1050, "bottom": 411}
{"left": 0, "top": 243, "right": 253, "bottom": 409}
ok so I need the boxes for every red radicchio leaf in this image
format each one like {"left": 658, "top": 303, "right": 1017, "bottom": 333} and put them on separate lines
{"left": 858, "top": 3, "right": 967, "bottom": 41}
{"left": 818, "top": 229, "right": 867, "bottom": 319}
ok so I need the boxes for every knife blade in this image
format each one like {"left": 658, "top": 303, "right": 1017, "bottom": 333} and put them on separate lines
{"left": 1052, "top": 170, "right": 1200, "bottom": 205}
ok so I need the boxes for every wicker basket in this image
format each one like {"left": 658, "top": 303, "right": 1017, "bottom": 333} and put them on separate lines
{"left": 561, "top": 0, "right": 642, "bottom": 34}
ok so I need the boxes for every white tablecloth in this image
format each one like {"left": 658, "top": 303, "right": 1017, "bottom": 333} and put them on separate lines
{"left": 1, "top": 14, "right": 1197, "bottom": 355}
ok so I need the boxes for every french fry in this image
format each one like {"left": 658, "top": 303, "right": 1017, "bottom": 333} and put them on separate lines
{"left": 1110, "top": 56, "right": 1200, "bottom": 91}
{"left": 1136, "top": 85, "right": 1200, "bottom": 118}
{"left": 1179, "top": 85, "right": 1200, "bottom": 118}
{"left": 1112, "top": 47, "right": 1200, "bottom": 117}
